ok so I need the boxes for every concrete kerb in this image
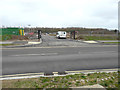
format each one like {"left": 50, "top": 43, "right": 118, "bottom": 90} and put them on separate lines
{"left": 77, "top": 40, "right": 119, "bottom": 45}
{"left": 75, "top": 40, "right": 100, "bottom": 44}
{"left": 83, "top": 41, "right": 98, "bottom": 44}
{"left": 27, "top": 38, "right": 42, "bottom": 45}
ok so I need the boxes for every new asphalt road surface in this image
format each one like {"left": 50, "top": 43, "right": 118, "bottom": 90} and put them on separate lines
{"left": 2, "top": 35, "right": 118, "bottom": 75}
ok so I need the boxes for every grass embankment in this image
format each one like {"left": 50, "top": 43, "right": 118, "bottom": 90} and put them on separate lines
{"left": 2, "top": 71, "right": 119, "bottom": 88}
{"left": 0, "top": 35, "right": 12, "bottom": 41}
{"left": 0, "top": 35, "right": 29, "bottom": 41}
{"left": 49, "top": 34, "right": 56, "bottom": 36}
{"left": 103, "top": 42, "right": 120, "bottom": 44}
{"left": 76, "top": 36, "right": 119, "bottom": 41}
{"left": 0, "top": 44, "right": 19, "bottom": 46}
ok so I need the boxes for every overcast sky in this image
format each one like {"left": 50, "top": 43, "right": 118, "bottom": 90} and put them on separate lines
{"left": 0, "top": 0, "right": 119, "bottom": 29}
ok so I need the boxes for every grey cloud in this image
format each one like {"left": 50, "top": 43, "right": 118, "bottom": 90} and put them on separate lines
{"left": 0, "top": 0, "right": 118, "bottom": 29}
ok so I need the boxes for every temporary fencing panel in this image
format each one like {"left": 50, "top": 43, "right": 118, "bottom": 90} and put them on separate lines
{"left": 0, "top": 28, "right": 24, "bottom": 35}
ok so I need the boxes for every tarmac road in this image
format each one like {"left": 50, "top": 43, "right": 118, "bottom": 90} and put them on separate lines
{"left": 2, "top": 35, "right": 119, "bottom": 75}
{"left": 38, "top": 34, "right": 89, "bottom": 47}
{"left": 2, "top": 46, "right": 118, "bottom": 75}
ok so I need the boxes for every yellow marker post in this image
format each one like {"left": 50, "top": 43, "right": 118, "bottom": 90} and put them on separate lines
{"left": 22, "top": 30, "right": 24, "bottom": 36}
{"left": 19, "top": 29, "right": 24, "bottom": 36}
{"left": 19, "top": 30, "right": 22, "bottom": 35}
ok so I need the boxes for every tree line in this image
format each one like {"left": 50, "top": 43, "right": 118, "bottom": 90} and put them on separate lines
{"left": 24, "top": 27, "right": 118, "bottom": 34}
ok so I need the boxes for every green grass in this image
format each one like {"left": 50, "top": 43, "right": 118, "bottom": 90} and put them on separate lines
{"left": 0, "top": 35, "right": 12, "bottom": 41}
{"left": 103, "top": 42, "right": 120, "bottom": 44}
{"left": 49, "top": 34, "right": 56, "bottom": 36}
{"left": 2, "top": 71, "right": 119, "bottom": 88}
{"left": 0, "top": 44, "right": 19, "bottom": 46}
{"left": 76, "top": 36, "right": 118, "bottom": 40}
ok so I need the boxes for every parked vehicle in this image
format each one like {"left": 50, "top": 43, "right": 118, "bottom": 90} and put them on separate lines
{"left": 56, "top": 31, "right": 67, "bottom": 39}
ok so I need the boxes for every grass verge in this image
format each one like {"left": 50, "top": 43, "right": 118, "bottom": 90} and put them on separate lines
{"left": 2, "top": 71, "right": 119, "bottom": 88}
{"left": 0, "top": 44, "right": 20, "bottom": 46}
{"left": 103, "top": 42, "right": 120, "bottom": 44}
{"left": 76, "top": 36, "right": 118, "bottom": 41}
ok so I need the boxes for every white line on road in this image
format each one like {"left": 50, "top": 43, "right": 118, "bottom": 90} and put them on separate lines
{"left": 10, "top": 53, "right": 58, "bottom": 57}
{"left": 1, "top": 45, "right": 118, "bottom": 50}
{"left": 78, "top": 51, "right": 117, "bottom": 54}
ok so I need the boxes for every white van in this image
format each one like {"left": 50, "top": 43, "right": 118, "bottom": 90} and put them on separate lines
{"left": 56, "top": 31, "right": 67, "bottom": 39}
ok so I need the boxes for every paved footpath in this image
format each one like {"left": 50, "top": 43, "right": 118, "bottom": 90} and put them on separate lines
{"left": 0, "top": 41, "right": 13, "bottom": 44}
{"left": 98, "top": 40, "right": 119, "bottom": 42}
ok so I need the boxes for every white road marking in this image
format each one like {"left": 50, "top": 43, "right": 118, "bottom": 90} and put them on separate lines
{"left": 1, "top": 45, "right": 118, "bottom": 50}
{"left": 10, "top": 53, "right": 58, "bottom": 57}
{"left": 78, "top": 51, "right": 117, "bottom": 54}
